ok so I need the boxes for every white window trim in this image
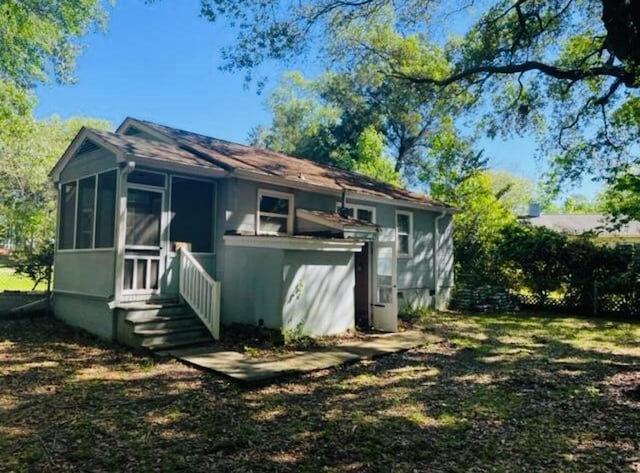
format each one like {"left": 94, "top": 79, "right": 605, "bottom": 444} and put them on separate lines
{"left": 257, "top": 189, "right": 294, "bottom": 235}
{"left": 335, "top": 202, "right": 377, "bottom": 223}
{"left": 396, "top": 210, "right": 414, "bottom": 258}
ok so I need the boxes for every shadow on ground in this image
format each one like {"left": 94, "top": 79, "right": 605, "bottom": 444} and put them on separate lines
{"left": 1, "top": 312, "right": 639, "bottom": 472}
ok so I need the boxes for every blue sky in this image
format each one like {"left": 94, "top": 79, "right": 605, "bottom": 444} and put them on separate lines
{"left": 35, "top": 0, "right": 600, "bottom": 198}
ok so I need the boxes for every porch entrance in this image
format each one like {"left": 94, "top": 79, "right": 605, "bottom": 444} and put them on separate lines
{"left": 120, "top": 171, "right": 217, "bottom": 298}
{"left": 123, "top": 187, "right": 164, "bottom": 293}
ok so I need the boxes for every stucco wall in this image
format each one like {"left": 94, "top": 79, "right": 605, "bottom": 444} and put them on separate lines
{"left": 53, "top": 295, "right": 115, "bottom": 340}
{"left": 282, "top": 250, "right": 355, "bottom": 336}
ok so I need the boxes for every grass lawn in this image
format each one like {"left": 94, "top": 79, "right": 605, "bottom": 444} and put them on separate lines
{"left": 0, "top": 266, "right": 46, "bottom": 292}
{"left": 1, "top": 312, "right": 639, "bottom": 472}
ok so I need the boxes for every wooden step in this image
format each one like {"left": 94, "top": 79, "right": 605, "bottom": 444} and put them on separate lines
{"left": 116, "top": 302, "right": 214, "bottom": 350}
{"left": 136, "top": 327, "right": 212, "bottom": 350}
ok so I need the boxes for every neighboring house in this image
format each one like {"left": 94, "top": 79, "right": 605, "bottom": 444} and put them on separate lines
{"left": 49, "top": 118, "right": 455, "bottom": 349}
{"left": 521, "top": 204, "right": 640, "bottom": 245}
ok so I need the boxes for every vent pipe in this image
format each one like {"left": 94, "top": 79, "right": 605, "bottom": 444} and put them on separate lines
{"left": 528, "top": 203, "right": 541, "bottom": 218}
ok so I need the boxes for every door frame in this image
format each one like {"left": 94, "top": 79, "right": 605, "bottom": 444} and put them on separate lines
{"left": 354, "top": 241, "right": 372, "bottom": 328}
{"left": 371, "top": 236, "right": 398, "bottom": 332}
{"left": 122, "top": 183, "right": 167, "bottom": 296}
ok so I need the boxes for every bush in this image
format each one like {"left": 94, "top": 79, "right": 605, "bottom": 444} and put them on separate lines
{"left": 12, "top": 241, "right": 54, "bottom": 292}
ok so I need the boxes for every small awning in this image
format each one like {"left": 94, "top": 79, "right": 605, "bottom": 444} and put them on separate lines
{"left": 296, "top": 209, "right": 379, "bottom": 234}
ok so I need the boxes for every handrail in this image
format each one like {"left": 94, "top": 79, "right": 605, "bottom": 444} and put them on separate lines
{"left": 178, "top": 247, "right": 220, "bottom": 340}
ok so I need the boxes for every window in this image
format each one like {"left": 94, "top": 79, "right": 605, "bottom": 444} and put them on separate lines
{"left": 335, "top": 203, "right": 376, "bottom": 223}
{"left": 76, "top": 176, "right": 96, "bottom": 249}
{"left": 396, "top": 211, "right": 413, "bottom": 257}
{"left": 59, "top": 182, "right": 77, "bottom": 250}
{"left": 170, "top": 177, "right": 215, "bottom": 252}
{"left": 58, "top": 170, "right": 117, "bottom": 250}
{"left": 257, "top": 189, "right": 293, "bottom": 235}
{"left": 95, "top": 171, "right": 117, "bottom": 248}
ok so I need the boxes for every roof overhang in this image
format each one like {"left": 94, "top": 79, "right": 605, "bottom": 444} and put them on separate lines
{"left": 223, "top": 235, "right": 365, "bottom": 252}
{"left": 50, "top": 127, "right": 127, "bottom": 183}
{"left": 115, "top": 117, "right": 458, "bottom": 214}
{"left": 296, "top": 208, "right": 379, "bottom": 233}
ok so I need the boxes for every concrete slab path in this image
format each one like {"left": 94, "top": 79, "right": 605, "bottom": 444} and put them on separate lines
{"left": 165, "top": 330, "right": 439, "bottom": 384}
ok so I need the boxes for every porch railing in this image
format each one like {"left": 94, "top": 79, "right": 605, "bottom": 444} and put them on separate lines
{"left": 178, "top": 247, "right": 220, "bottom": 340}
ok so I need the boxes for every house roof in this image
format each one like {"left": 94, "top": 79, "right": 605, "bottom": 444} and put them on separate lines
{"left": 524, "top": 214, "right": 640, "bottom": 238}
{"left": 119, "top": 118, "right": 454, "bottom": 212}
{"left": 49, "top": 127, "right": 226, "bottom": 181}
{"left": 89, "top": 129, "right": 226, "bottom": 171}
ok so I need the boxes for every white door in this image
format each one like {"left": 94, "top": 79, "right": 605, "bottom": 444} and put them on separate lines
{"left": 372, "top": 239, "right": 398, "bottom": 331}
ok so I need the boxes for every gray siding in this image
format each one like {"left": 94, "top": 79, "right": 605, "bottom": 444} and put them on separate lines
{"left": 59, "top": 147, "right": 117, "bottom": 183}
{"left": 222, "top": 246, "right": 284, "bottom": 328}
{"left": 219, "top": 177, "right": 452, "bottom": 310}
{"left": 221, "top": 245, "right": 356, "bottom": 336}
{"left": 282, "top": 251, "right": 355, "bottom": 336}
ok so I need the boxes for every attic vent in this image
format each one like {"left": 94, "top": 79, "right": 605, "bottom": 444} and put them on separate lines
{"left": 76, "top": 139, "right": 100, "bottom": 155}
{"left": 123, "top": 127, "right": 143, "bottom": 137}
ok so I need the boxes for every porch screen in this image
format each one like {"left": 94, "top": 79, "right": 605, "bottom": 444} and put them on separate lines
{"left": 170, "top": 178, "right": 214, "bottom": 252}
{"left": 126, "top": 190, "right": 162, "bottom": 247}
{"left": 76, "top": 176, "right": 96, "bottom": 249}
{"left": 95, "top": 170, "right": 117, "bottom": 248}
{"left": 59, "top": 182, "right": 77, "bottom": 250}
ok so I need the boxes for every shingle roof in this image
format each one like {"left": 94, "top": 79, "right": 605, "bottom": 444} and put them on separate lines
{"left": 525, "top": 214, "right": 640, "bottom": 237}
{"left": 127, "top": 118, "right": 452, "bottom": 210}
{"left": 88, "top": 128, "right": 224, "bottom": 171}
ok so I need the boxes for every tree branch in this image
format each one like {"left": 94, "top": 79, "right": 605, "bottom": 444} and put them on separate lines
{"left": 401, "top": 61, "right": 637, "bottom": 88}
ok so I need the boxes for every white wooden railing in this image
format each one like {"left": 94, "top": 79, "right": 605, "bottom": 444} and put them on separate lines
{"left": 178, "top": 247, "right": 220, "bottom": 340}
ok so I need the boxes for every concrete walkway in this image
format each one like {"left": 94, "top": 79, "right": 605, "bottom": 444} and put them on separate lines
{"left": 165, "top": 330, "right": 439, "bottom": 384}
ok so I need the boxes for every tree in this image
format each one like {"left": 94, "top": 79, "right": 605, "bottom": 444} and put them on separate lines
{"left": 198, "top": 0, "right": 640, "bottom": 217}
{"left": 0, "top": 116, "right": 111, "bottom": 249}
{"left": 435, "top": 172, "right": 516, "bottom": 285}
{"left": 251, "top": 16, "right": 481, "bottom": 188}
{"left": 0, "top": 0, "right": 109, "bottom": 89}
{"left": 485, "top": 170, "right": 536, "bottom": 216}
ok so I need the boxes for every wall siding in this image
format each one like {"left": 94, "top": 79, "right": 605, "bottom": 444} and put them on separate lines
{"left": 53, "top": 295, "right": 116, "bottom": 340}
{"left": 59, "top": 147, "right": 117, "bottom": 183}
{"left": 282, "top": 250, "right": 355, "bottom": 336}
{"left": 222, "top": 246, "right": 284, "bottom": 328}
{"left": 220, "top": 178, "right": 453, "bottom": 311}
{"left": 54, "top": 251, "right": 116, "bottom": 297}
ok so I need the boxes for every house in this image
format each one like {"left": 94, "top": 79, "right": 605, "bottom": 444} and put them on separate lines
{"left": 49, "top": 118, "right": 455, "bottom": 349}
{"left": 522, "top": 204, "right": 640, "bottom": 246}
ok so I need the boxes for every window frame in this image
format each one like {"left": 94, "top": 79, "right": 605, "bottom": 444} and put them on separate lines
{"left": 335, "top": 202, "right": 377, "bottom": 224}
{"left": 95, "top": 170, "right": 118, "bottom": 249}
{"left": 75, "top": 175, "right": 97, "bottom": 249}
{"left": 58, "top": 181, "right": 78, "bottom": 251}
{"left": 57, "top": 168, "right": 118, "bottom": 252}
{"left": 396, "top": 210, "right": 414, "bottom": 258}
{"left": 257, "top": 188, "right": 294, "bottom": 236}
